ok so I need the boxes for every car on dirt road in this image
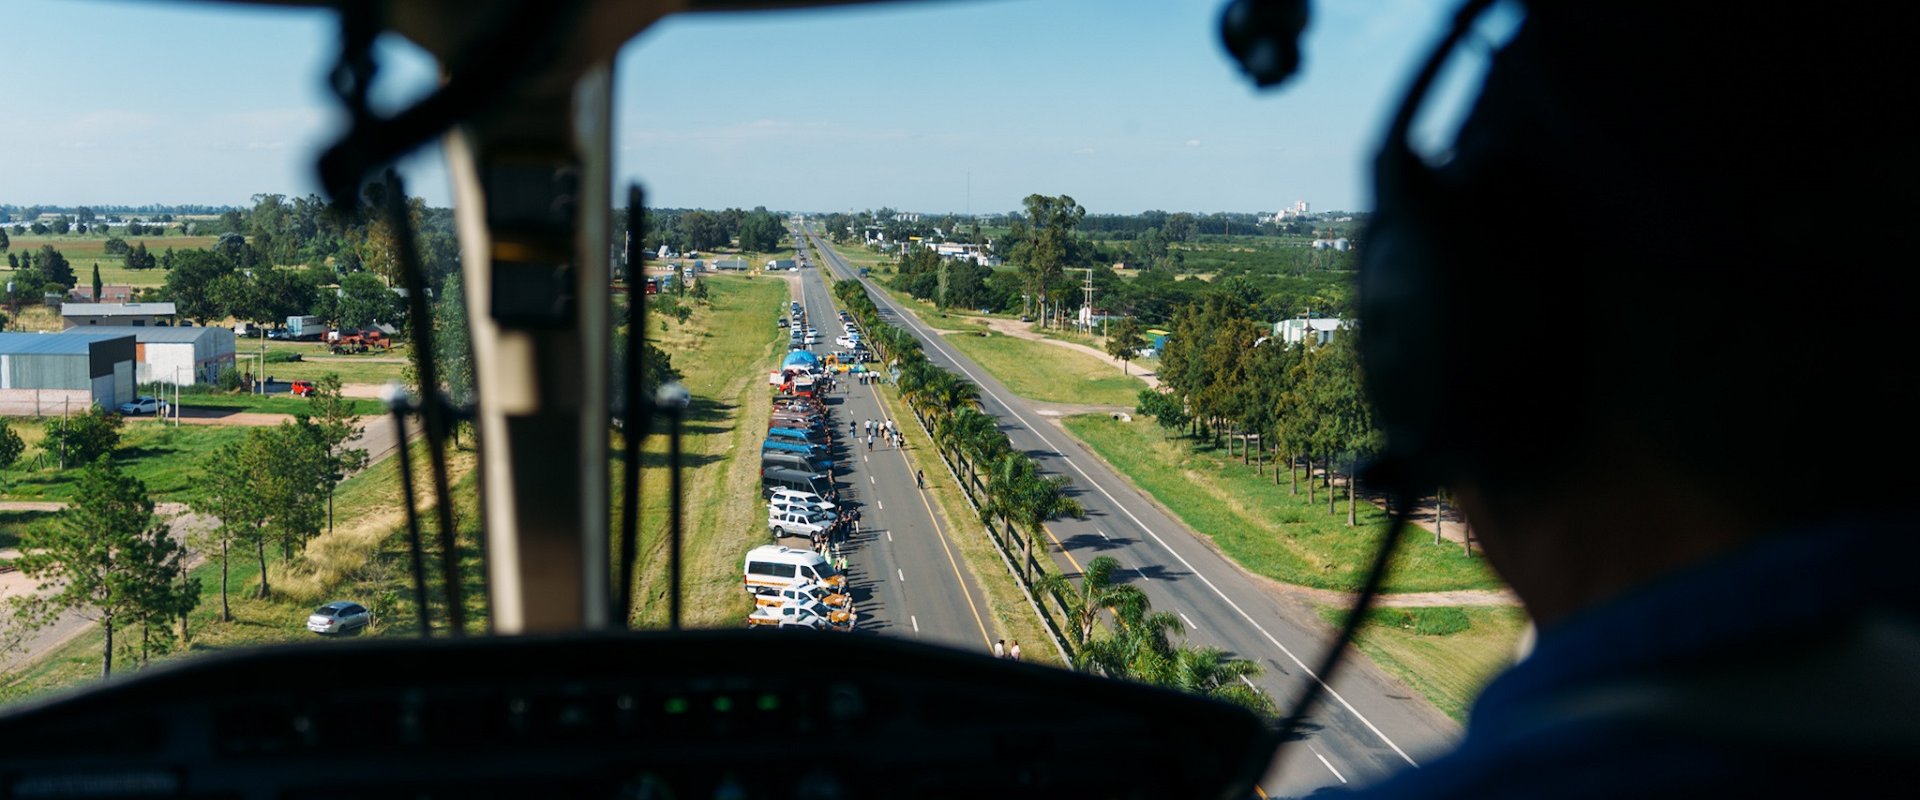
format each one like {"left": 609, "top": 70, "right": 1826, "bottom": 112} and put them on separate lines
{"left": 117, "top": 396, "right": 162, "bottom": 415}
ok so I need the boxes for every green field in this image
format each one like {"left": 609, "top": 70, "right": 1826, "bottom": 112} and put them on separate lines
{"left": 5, "top": 234, "right": 221, "bottom": 288}
{"left": 940, "top": 331, "right": 1146, "bottom": 408}
{"left": 1061, "top": 413, "right": 1504, "bottom": 594}
{"left": 1319, "top": 605, "right": 1529, "bottom": 721}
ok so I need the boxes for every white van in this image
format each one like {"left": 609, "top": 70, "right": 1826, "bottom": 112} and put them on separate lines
{"left": 744, "top": 545, "right": 846, "bottom": 593}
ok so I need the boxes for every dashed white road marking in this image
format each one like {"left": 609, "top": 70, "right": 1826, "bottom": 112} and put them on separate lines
{"left": 1309, "top": 745, "right": 1348, "bottom": 784}
{"left": 886, "top": 530, "right": 894, "bottom": 542}
{"left": 897, "top": 568, "right": 906, "bottom": 582}
{"left": 911, "top": 615, "right": 920, "bottom": 633}
{"left": 1178, "top": 611, "right": 1198, "bottom": 631}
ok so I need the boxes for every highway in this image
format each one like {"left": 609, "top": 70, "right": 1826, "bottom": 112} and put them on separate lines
{"left": 802, "top": 224, "right": 1460, "bottom": 797}
{"left": 779, "top": 243, "right": 998, "bottom": 654}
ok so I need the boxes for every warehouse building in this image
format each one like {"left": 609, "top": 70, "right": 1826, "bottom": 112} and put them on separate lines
{"left": 61, "top": 302, "right": 177, "bottom": 328}
{"left": 0, "top": 332, "right": 137, "bottom": 416}
{"left": 130, "top": 326, "right": 237, "bottom": 386}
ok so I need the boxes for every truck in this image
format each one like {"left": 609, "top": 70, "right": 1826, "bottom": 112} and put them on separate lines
{"left": 746, "top": 601, "right": 852, "bottom": 631}
{"left": 751, "top": 581, "right": 854, "bottom": 611}
{"left": 286, "top": 315, "right": 324, "bottom": 341}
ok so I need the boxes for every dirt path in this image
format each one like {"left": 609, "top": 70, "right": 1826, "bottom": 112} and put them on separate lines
{"left": 945, "top": 316, "right": 1164, "bottom": 390}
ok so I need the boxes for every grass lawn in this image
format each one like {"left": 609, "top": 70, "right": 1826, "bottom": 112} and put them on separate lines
{"left": 255, "top": 342, "right": 415, "bottom": 385}
{"left": 819, "top": 238, "right": 893, "bottom": 273}
{"left": 1, "top": 442, "right": 483, "bottom": 705}
{"left": 618, "top": 273, "right": 789, "bottom": 628}
{"left": 4, "top": 421, "right": 250, "bottom": 505}
{"left": 942, "top": 331, "right": 1146, "bottom": 407}
{"left": 1060, "top": 413, "right": 1504, "bottom": 594}
{"left": 1318, "top": 605, "right": 1529, "bottom": 721}
{"left": 170, "top": 389, "right": 384, "bottom": 417}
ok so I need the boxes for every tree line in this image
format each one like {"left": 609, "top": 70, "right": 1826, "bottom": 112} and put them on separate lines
{"left": 832, "top": 276, "right": 1269, "bottom": 715}
{"left": 628, "top": 206, "right": 787, "bottom": 256}
{"left": 1138, "top": 293, "right": 1379, "bottom": 526}
{"left": 868, "top": 193, "right": 1353, "bottom": 328}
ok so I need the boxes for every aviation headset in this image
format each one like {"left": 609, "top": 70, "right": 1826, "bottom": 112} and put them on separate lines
{"left": 1229, "top": 0, "right": 1550, "bottom": 497}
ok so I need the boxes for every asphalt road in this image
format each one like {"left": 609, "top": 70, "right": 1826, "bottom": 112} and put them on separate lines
{"left": 803, "top": 225, "right": 1460, "bottom": 797}
{"left": 784, "top": 261, "right": 998, "bottom": 654}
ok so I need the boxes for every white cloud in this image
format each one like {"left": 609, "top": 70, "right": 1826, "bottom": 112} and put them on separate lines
{"left": 1185, "top": 139, "right": 1202, "bottom": 147}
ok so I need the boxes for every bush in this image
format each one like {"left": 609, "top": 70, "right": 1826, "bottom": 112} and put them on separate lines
{"left": 43, "top": 408, "right": 124, "bottom": 465}
{"left": 218, "top": 365, "right": 242, "bottom": 392}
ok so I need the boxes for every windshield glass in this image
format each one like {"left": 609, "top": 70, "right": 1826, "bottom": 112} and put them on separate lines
{"left": 0, "top": 3, "right": 1530, "bottom": 796}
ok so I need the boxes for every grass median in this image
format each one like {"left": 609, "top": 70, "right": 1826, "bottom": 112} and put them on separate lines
{"left": 1060, "top": 413, "right": 1503, "bottom": 594}
{"left": 618, "top": 274, "right": 788, "bottom": 629}
{"left": 940, "top": 331, "right": 1146, "bottom": 407}
{"left": 1318, "top": 605, "right": 1529, "bottom": 721}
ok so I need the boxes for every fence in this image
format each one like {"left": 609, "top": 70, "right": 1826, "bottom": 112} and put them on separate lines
{"left": 0, "top": 389, "right": 93, "bottom": 418}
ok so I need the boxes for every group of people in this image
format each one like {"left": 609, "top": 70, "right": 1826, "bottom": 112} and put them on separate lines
{"left": 860, "top": 418, "right": 903, "bottom": 451}
{"left": 991, "top": 639, "right": 1023, "bottom": 661}
{"left": 808, "top": 504, "right": 861, "bottom": 551}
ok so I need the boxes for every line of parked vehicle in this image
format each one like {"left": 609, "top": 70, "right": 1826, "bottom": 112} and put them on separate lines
{"left": 747, "top": 300, "right": 856, "bottom": 632}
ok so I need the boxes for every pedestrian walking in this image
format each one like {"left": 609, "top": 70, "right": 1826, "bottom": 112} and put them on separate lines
{"left": 1010, "top": 641, "right": 1023, "bottom": 661}
{"left": 993, "top": 639, "right": 1006, "bottom": 659}
{"left": 866, "top": 433, "right": 874, "bottom": 451}
{"left": 916, "top": 469, "right": 924, "bottom": 489}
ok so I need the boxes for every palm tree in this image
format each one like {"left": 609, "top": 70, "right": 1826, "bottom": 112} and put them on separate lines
{"left": 1160, "top": 646, "right": 1271, "bottom": 716}
{"left": 1075, "top": 599, "right": 1184, "bottom": 677}
{"left": 985, "top": 453, "right": 1082, "bottom": 582}
{"left": 1035, "top": 555, "right": 1148, "bottom": 648}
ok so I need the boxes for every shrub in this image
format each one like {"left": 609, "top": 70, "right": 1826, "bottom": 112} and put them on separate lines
{"left": 218, "top": 365, "right": 242, "bottom": 392}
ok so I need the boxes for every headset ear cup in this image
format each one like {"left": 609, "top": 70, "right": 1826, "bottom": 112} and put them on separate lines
{"left": 1360, "top": 144, "right": 1454, "bottom": 494}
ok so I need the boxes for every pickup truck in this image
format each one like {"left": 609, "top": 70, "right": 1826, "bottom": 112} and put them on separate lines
{"left": 768, "top": 509, "right": 831, "bottom": 539}
{"left": 751, "top": 582, "right": 854, "bottom": 611}
{"left": 769, "top": 499, "right": 836, "bottom": 525}
{"left": 746, "top": 599, "right": 853, "bottom": 631}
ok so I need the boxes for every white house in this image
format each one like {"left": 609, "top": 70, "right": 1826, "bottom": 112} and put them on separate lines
{"left": 1273, "top": 317, "right": 1349, "bottom": 346}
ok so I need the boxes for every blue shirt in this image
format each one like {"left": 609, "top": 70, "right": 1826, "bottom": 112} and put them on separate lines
{"left": 1337, "top": 521, "right": 1919, "bottom": 799}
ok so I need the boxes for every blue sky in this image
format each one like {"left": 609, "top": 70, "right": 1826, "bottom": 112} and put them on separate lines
{"left": 1, "top": 0, "right": 1505, "bottom": 214}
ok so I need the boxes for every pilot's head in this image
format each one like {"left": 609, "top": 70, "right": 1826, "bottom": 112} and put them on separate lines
{"left": 1359, "top": 4, "right": 1915, "bottom": 624}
